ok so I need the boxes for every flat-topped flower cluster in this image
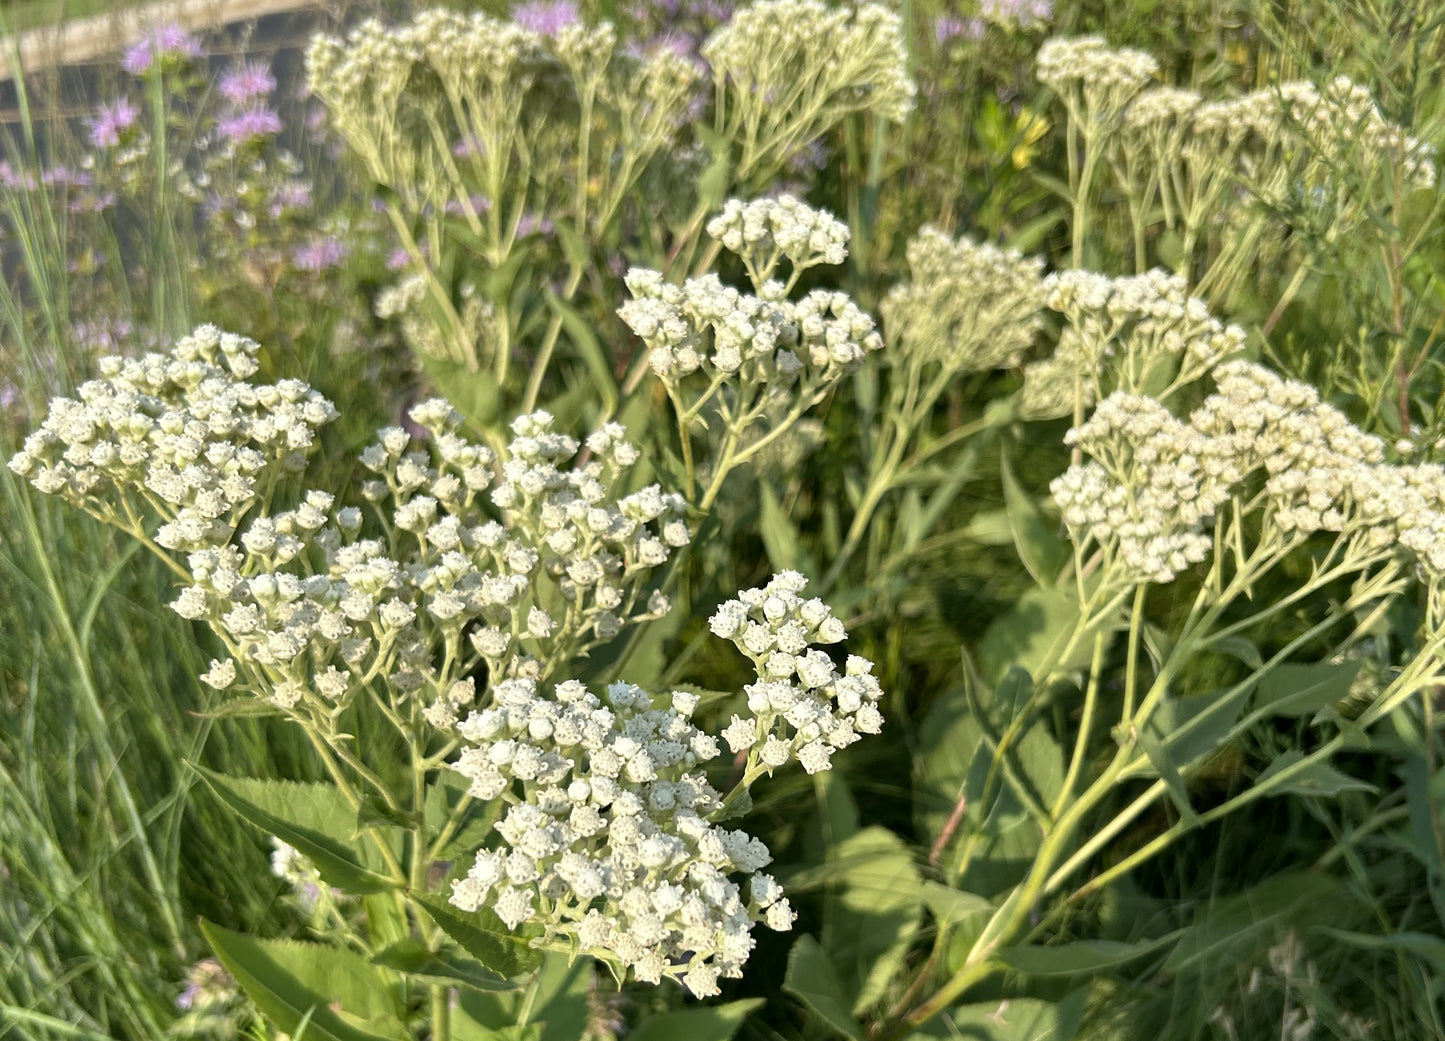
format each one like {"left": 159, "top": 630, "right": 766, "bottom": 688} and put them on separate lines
{"left": 9, "top": 320, "right": 887, "bottom": 999}
{"left": 1052, "top": 355, "right": 1445, "bottom": 587}
{"left": 447, "top": 569, "right": 879, "bottom": 998}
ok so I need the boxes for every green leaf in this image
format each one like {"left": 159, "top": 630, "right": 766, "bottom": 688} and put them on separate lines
{"left": 552, "top": 221, "right": 591, "bottom": 275}
{"left": 199, "top": 921, "right": 404, "bottom": 1041}
{"left": 823, "top": 827, "right": 923, "bottom": 1014}
{"left": 963, "top": 508, "right": 1015, "bottom": 546}
{"left": 417, "top": 353, "right": 502, "bottom": 432}
{"left": 1311, "top": 927, "right": 1445, "bottom": 975}
{"left": 1138, "top": 731, "right": 1200, "bottom": 827}
{"left": 783, "top": 935, "right": 865, "bottom": 1041}
{"left": 1255, "top": 750, "right": 1375, "bottom": 797}
{"left": 415, "top": 894, "right": 544, "bottom": 978}
{"left": 192, "top": 769, "right": 394, "bottom": 895}
{"left": 542, "top": 289, "right": 618, "bottom": 418}
{"left": 977, "top": 587, "right": 1091, "bottom": 687}
{"left": 1165, "top": 872, "right": 1359, "bottom": 972}
{"left": 1256, "top": 661, "right": 1362, "bottom": 718}
{"left": 1001, "top": 446, "right": 1068, "bottom": 587}
{"left": 759, "top": 481, "right": 806, "bottom": 573}
{"left": 627, "top": 999, "right": 764, "bottom": 1041}
{"left": 919, "top": 882, "right": 992, "bottom": 927}
{"left": 1128, "top": 686, "right": 1247, "bottom": 778}
{"left": 934, "top": 992, "right": 1086, "bottom": 1041}
{"left": 997, "top": 934, "right": 1178, "bottom": 976}
{"left": 370, "top": 940, "right": 518, "bottom": 993}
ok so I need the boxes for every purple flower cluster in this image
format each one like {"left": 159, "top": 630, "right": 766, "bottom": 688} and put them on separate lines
{"left": 214, "top": 60, "right": 282, "bottom": 147}
{"left": 88, "top": 98, "right": 140, "bottom": 149}
{"left": 121, "top": 24, "right": 202, "bottom": 76}
{"left": 292, "top": 236, "right": 346, "bottom": 272}
{"left": 218, "top": 63, "right": 276, "bottom": 105}
{"left": 512, "top": 0, "right": 581, "bottom": 37}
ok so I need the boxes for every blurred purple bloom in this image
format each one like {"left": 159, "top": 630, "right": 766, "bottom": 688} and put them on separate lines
{"left": 0, "top": 163, "right": 37, "bottom": 191}
{"left": 216, "top": 108, "right": 282, "bottom": 144}
{"left": 292, "top": 237, "right": 346, "bottom": 272}
{"left": 69, "top": 191, "right": 117, "bottom": 214}
{"left": 218, "top": 62, "right": 276, "bottom": 105}
{"left": 269, "top": 180, "right": 313, "bottom": 218}
{"left": 452, "top": 134, "right": 485, "bottom": 159}
{"left": 934, "top": 14, "right": 985, "bottom": 43}
{"left": 386, "top": 247, "right": 412, "bottom": 271}
{"left": 515, "top": 213, "right": 554, "bottom": 237}
{"left": 88, "top": 97, "right": 140, "bottom": 148}
{"left": 122, "top": 24, "right": 202, "bottom": 75}
{"left": 513, "top": 0, "right": 580, "bottom": 36}
{"left": 42, "top": 166, "right": 93, "bottom": 188}
{"left": 72, "top": 317, "right": 133, "bottom": 354}
{"left": 444, "top": 193, "right": 493, "bottom": 218}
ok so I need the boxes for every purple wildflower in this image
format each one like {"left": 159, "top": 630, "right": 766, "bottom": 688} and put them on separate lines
{"left": 934, "top": 14, "right": 985, "bottom": 44}
{"left": 41, "top": 166, "right": 93, "bottom": 188}
{"left": 0, "top": 163, "right": 37, "bottom": 191}
{"left": 515, "top": 213, "right": 554, "bottom": 238}
{"left": 88, "top": 97, "right": 140, "bottom": 148}
{"left": 268, "top": 180, "right": 313, "bottom": 218}
{"left": 121, "top": 24, "right": 202, "bottom": 76}
{"left": 292, "top": 236, "right": 346, "bottom": 272}
{"left": 218, "top": 62, "right": 276, "bottom": 105}
{"left": 216, "top": 108, "right": 282, "bottom": 144}
{"left": 444, "top": 193, "right": 493, "bottom": 218}
{"left": 72, "top": 317, "right": 133, "bottom": 354}
{"left": 513, "top": 0, "right": 580, "bottom": 36}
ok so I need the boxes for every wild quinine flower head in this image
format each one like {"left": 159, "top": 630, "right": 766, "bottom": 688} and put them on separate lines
{"left": 1053, "top": 394, "right": 1236, "bottom": 584}
{"left": 620, "top": 198, "right": 881, "bottom": 408}
{"left": 1238, "top": 76, "right": 1437, "bottom": 193}
{"left": 8, "top": 326, "right": 338, "bottom": 555}
{"left": 449, "top": 676, "right": 792, "bottom": 998}
{"left": 309, "top": 8, "right": 698, "bottom": 265}
{"left": 881, "top": 226, "right": 1047, "bottom": 372}
{"left": 706, "top": 195, "right": 850, "bottom": 283}
{"left": 448, "top": 572, "right": 881, "bottom": 998}
{"left": 702, "top": 0, "right": 914, "bottom": 181}
{"left": 1036, "top": 36, "right": 1158, "bottom": 130}
{"left": 178, "top": 402, "right": 685, "bottom": 717}
{"left": 709, "top": 571, "right": 883, "bottom": 774}
{"left": 1021, "top": 268, "right": 1244, "bottom": 418}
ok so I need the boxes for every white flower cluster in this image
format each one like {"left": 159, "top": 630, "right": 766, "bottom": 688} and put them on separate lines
{"left": 449, "top": 677, "right": 793, "bottom": 999}
{"left": 1053, "top": 394, "right": 1236, "bottom": 584}
{"left": 181, "top": 402, "right": 686, "bottom": 717}
{"left": 1021, "top": 268, "right": 1244, "bottom": 419}
{"left": 1243, "top": 76, "right": 1436, "bottom": 192}
{"left": 270, "top": 838, "right": 334, "bottom": 914}
{"left": 881, "top": 226, "right": 1047, "bottom": 372}
{"left": 8, "top": 325, "right": 338, "bottom": 553}
{"left": 706, "top": 195, "right": 851, "bottom": 280}
{"left": 1036, "top": 36, "right": 1158, "bottom": 124}
{"left": 445, "top": 572, "right": 881, "bottom": 997}
{"left": 1048, "top": 358, "right": 1445, "bottom": 586}
{"left": 308, "top": 7, "right": 698, "bottom": 262}
{"left": 703, "top": 0, "right": 915, "bottom": 130}
{"left": 620, "top": 199, "right": 882, "bottom": 394}
{"left": 709, "top": 571, "right": 883, "bottom": 774}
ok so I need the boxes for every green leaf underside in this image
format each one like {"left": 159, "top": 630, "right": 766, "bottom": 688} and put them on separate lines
{"left": 192, "top": 768, "right": 394, "bottom": 894}
{"left": 199, "top": 921, "right": 405, "bottom": 1041}
{"left": 783, "top": 934, "right": 866, "bottom": 1041}
{"left": 415, "top": 893, "right": 545, "bottom": 978}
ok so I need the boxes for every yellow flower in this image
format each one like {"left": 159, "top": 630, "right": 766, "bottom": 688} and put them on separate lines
{"left": 1011, "top": 108, "right": 1051, "bottom": 169}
